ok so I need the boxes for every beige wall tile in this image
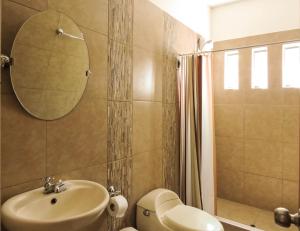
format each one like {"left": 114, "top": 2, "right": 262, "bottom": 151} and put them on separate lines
{"left": 132, "top": 149, "right": 163, "bottom": 201}
{"left": 46, "top": 97, "right": 107, "bottom": 175}
{"left": 215, "top": 105, "right": 244, "bottom": 138}
{"left": 133, "top": 0, "right": 163, "bottom": 54}
{"left": 282, "top": 106, "right": 299, "bottom": 143}
{"left": 282, "top": 180, "right": 299, "bottom": 213}
{"left": 243, "top": 174, "right": 282, "bottom": 210}
{"left": 214, "top": 29, "right": 300, "bottom": 51}
{"left": 2, "top": 0, "right": 38, "bottom": 55}
{"left": 8, "top": 0, "right": 47, "bottom": 11}
{"left": 54, "top": 164, "right": 107, "bottom": 187}
{"left": 268, "top": 44, "right": 282, "bottom": 88}
{"left": 239, "top": 48, "right": 251, "bottom": 88}
{"left": 172, "top": 20, "right": 198, "bottom": 54}
{"left": 245, "top": 105, "right": 282, "bottom": 141}
{"left": 1, "top": 0, "right": 38, "bottom": 95}
{"left": 1, "top": 95, "right": 46, "bottom": 187}
{"left": 133, "top": 46, "right": 162, "bottom": 101}
{"left": 133, "top": 101, "right": 162, "bottom": 154}
{"left": 217, "top": 168, "right": 244, "bottom": 203}
{"left": 130, "top": 149, "right": 163, "bottom": 224}
{"left": 282, "top": 143, "right": 299, "bottom": 182}
{"left": 282, "top": 89, "right": 299, "bottom": 106}
{"left": 245, "top": 89, "right": 283, "bottom": 105}
{"left": 212, "top": 51, "right": 224, "bottom": 92}
{"left": 48, "top": 0, "right": 108, "bottom": 35}
{"left": 245, "top": 140, "right": 282, "bottom": 178}
{"left": 1, "top": 69, "right": 14, "bottom": 95}
{"left": 81, "top": 27, "right": 107, "bottom": 99}
{"left": 1, "top": 179, "right": 42, "bottom": 203}
{"left": 216, "top": 137, "right": 244, "bottom": 171}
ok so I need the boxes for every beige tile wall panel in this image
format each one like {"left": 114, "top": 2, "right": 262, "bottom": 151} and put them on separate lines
{"left": 132, "top": 101, "right": 162, "bottom": 155}
{"left": 1, "top": 95, "right": 46, "bottom": 187}
{"left": 1, "top": 1, "right": 199, "bottom": 231}
{"left": 133, "top": 0, "right": 163, "bottom": 54}
{"left": 48, "top": 0, "right": 108, "bottom": 35}
{"left": 214, "top": 30, "right": 300, "bottom": 212}
{"left": 214, "top": 29, "right": 300, "bottom": 51}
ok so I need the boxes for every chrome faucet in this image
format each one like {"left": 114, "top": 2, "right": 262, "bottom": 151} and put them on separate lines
{"left": 43, "top": 177, "right": 66, "bottom": 194}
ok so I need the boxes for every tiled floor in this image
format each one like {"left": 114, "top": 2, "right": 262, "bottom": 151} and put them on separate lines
{"left": 217, "top": 198, "right": 298, "bottom": 231}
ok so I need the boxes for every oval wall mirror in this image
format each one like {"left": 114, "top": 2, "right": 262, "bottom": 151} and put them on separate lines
{"left": 10, "top": 10, "right": 90, "bottom": 120}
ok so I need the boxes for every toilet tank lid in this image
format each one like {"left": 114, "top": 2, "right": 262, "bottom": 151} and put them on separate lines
{"left": 137, "top": 189, "right": 179, "bottom": 212}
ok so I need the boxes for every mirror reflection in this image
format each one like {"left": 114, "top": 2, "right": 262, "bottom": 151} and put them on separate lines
{"left": 10, "top": 10, "right": 89, "bottom": 120}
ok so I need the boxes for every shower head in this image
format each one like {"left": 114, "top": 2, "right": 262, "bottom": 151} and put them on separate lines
{"left": 197, "top": 39, "right": 213, "bottom": 52}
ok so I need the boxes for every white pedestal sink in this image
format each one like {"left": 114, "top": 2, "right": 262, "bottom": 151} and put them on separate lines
{"left": 1, "top": 180, "right": 109, "bottom": 231}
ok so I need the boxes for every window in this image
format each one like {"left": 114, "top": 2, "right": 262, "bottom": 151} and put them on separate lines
{"left": 251, "top": 47, "right": 268, "bottom": 89}
{"left": 282, "top": 42, "right": 300, "bottom": 88}
{"left": 224, "top": 50, "right": 239, "bottom": 90}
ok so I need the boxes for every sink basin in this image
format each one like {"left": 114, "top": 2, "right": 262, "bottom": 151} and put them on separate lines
{"left": 1, "top": 180, "right": 109, "bottom": 231}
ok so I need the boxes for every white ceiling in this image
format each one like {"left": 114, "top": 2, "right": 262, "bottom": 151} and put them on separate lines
{"left": 206, "top": 0, "right": 242, "bottom": 7}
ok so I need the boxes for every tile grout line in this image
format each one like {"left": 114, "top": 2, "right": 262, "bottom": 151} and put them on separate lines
{"left": 7, "top": 0, "right": 42, "bottom": 12}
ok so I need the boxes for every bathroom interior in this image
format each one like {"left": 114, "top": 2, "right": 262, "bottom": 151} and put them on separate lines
{"left": 0, "top": 0, "right": 300, "bottom": 231}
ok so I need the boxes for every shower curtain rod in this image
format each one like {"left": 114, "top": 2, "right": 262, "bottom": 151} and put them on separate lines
{"left": 179, "top": 38, "right": 300, "bottom": 57}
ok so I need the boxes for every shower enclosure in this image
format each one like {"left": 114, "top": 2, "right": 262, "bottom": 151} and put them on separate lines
{"left": 213, "top": 29, "right": 300, "bottom": 231}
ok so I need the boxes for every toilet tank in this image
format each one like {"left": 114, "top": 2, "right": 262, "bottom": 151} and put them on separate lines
{"left": 136, "top": 189, "right": 182, "bottom": 231}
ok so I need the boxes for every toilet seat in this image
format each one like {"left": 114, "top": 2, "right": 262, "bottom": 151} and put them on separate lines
{"left": 163, "top": 205, "right": 223, "bottom": 231}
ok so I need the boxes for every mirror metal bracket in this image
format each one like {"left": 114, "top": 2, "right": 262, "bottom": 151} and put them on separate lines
{"left": 1, "top": 54, "right": 13, "bottom": 68}
{"left": 86, "top": 70, "right": 92, "bottom": 77}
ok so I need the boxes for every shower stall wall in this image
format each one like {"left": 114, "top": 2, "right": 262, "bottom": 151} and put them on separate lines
{"left": 212, "top": 29, "right": 300, "bottom": 231}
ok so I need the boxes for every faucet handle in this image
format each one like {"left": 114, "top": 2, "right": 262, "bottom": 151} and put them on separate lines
{"left": 44, "top": 176, "right": 55, "bottom": 184}
{"left": 56, "top": 179, "right": 63, "bottom": 185}
{"left": 54, "top": 179, "right": 66, "bottom": 193}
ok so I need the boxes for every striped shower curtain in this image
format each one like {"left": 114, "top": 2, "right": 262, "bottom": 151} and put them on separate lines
{"left": 178, "top": 54, "right": 215, "bottom": 214}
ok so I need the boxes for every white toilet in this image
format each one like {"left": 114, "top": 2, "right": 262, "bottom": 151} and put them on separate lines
{"left": 136, "top": 189, "right": 224, "bottom": 231}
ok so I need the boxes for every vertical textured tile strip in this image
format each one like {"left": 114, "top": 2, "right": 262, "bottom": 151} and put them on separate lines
{"left": 107, "top": 158, "right": 132, "bottom": 230}
{"left": 163, "top": 14, "right": 177, "bottom": 54}
{"left": 109, "top": 0, "right": 133, "bottom": 45}
{"left": 108, "top": 0, "right": 133, "bottom": 230}
{"left": 162, "top": 14, "right": 177, "bottom": 104}
{"left": 162, "top": 103, "right": 179, "bottom": 193}
{"left": 107, "top": 101, "right": 132, "bottom": 162}
{"left": 162, "top": 14, "right": 180, "bottom": 193}
{"left": 108, "top": 39, "right": 133, "bottom": 101}
{"left": 163, "top": 54, "right": 178, "bottom": 104}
